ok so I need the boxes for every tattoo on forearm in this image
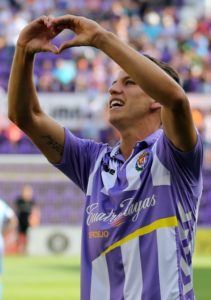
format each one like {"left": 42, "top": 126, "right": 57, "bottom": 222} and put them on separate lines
{"left": 41, "top": 135, "right": 64, "bottom": 156}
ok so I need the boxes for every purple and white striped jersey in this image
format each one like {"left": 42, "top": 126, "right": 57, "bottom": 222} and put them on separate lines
{"left": 54, "top": 127, "right": 203, "bottom": 300}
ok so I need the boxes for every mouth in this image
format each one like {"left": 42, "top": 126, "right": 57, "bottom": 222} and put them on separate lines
{"left": 109, "top": 99, "right": 125, "bottom": 110}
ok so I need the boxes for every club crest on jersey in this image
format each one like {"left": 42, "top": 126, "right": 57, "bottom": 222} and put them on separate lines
{"left": 135, "top": 151, "right": 149, "bottom": 171}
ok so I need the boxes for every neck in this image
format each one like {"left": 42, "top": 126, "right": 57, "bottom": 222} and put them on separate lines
{"left": 118, "top": 121, "right": 160, "bottom": 160}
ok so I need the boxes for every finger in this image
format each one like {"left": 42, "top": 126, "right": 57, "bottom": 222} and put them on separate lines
{"left": 38, "top": 15, "right": 47, "bottom": 25}
{"left": 46, "top": 22, "right": 64, "bottom": 38}
{"left": 52, "top": 15, "right": 78, "bottom": 29}
{"left": 43, "top": 15, "right": 54, "bottom": 28}
{"left": 47, "top": 15, "right": 55, "bottom": 28}
{"left": 53, "top": 14, "right": 75, "bottom": 24}
{"left": 44, "top": 43, "right": 59, "bottom": 54}
{"left": 53, "top": 25, "right": 65, "bottom": 35}
{"left": 48, "top": 25, "right": 62, "bottom": 38}
{"left": 58, "top": 38, "right": 79, "bottom": 52}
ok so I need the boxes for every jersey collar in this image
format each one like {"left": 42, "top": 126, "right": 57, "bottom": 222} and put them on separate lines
{"left": 109, "top": 129, "right": 163, "bottom": 158}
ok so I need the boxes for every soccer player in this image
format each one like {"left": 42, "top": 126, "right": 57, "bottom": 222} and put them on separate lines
{"left": 8, "top": 15, "right": 203, "bottom": 299}
{"left": 15, "top": 184, "right": 40, "bottom": 254}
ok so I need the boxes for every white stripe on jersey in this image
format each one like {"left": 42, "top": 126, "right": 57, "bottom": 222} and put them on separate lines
{"left": 101, "top": 161, "right": 118, "bottom": 195}
{"left": 157, "top": 227, "right": 180, "bottom": 300}
{"left": 151, "top": 144, "right": 171, "bottom": 186}
{"left": 178, "top": 202, "right": 192, "bottom": 223}
{"left": 124, "top": 151, "right": 144, "bottom": 191}
{"left": 87, "top": 148, "right": 107, "bottom": 196}
{"left": 183, "top": 281, "right": 193, "bottom": 295}
{"left": 178, "top": 221, "right": 193, "bottom": 258}
{"left": 181, "top": 257, "right": 191, "bottom": 277}
{"left": 121, "top": 238, "right": 143, "bottom": 300}
{"left": 90, "top": 255, "right": 110, "bottom": 300}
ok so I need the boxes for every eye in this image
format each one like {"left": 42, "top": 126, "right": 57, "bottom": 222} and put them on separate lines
{"left": 125, "top": 80, "right": 135, "bottom": 85}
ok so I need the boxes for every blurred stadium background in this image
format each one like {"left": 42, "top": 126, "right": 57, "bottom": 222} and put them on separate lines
{"left": 0, "top": 0, "right": 211, "bottom": 299}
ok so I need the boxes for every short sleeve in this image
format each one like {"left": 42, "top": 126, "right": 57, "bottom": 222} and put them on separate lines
{"left": 53, "top": 128, "right": 106, "bottom": 193}
{"left": 156, "top": 131, "right": 203, "bottom": 197}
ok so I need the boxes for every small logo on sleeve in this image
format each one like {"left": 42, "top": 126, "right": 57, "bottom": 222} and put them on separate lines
{"left": 135, "top": 151, "right": 149, "bottom": 171}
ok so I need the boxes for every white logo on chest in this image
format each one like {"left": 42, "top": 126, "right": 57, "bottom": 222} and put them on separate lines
{"left": 86, "top": 194, "right": 156, "bottom": 226}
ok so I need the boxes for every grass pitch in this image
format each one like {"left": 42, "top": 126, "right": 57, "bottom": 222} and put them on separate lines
{"left": 3, "top": 256, "right": 80, "bottom": 300}
{"left": 3, "top": 255, "right": 211, "bottom": 300}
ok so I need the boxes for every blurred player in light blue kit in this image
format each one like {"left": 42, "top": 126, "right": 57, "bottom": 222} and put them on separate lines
{"left": 0, "top": 199, "right": 16, "bottom": 273}
{"left": 0, "top": 198, "right": 16, "bottom": 299}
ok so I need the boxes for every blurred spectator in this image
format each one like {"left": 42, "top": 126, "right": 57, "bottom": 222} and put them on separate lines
{"left": 15, "top": 184, "right": 40, "bottom": 254}
{"left": 6, "top": 123, "right": 23, "bottom": 144}
{"left": 191, "top": 108, "right": 204, "bottom": 135}
{"left": 204, "top": 110, "right": 211, "bottom": 147}
{"left": 53, "top": 58, "right": 76, "bottom": 91}
{"left": 0, "top": 87, "right": 9, "bottom": 135}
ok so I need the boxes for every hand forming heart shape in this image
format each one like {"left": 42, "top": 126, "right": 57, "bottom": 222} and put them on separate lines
{"left": 17, "top": 14, "right": 104, "bottom": 55}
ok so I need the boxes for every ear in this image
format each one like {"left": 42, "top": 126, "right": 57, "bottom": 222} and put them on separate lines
{"left": 150, "top": 101, "right": 162, "bottom": 111}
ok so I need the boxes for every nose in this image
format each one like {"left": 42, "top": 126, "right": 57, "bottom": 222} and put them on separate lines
{"left": 108, "top": 81, "right": 122, "bottom": 95}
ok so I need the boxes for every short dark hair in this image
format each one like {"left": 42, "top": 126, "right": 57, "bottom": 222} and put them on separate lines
{"left": 143, "top": 54, "right": 181, "bottom": 86}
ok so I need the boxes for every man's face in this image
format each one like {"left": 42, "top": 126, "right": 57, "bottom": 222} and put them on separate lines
{"left": 108, "top": 70, "right": 154, "bottom": 129}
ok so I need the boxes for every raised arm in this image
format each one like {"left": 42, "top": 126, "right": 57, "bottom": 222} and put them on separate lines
{"left": 8, "top": 16, "right": 65, "bottom": 163}
{"left": 97, "top": 30, "right": 196, "bottom": 152}
{"left": 52, "top": 15, "right": 196, "bottom": 152}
